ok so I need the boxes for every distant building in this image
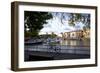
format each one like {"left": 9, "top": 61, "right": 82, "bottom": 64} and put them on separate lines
{"left": 61, "top": 29, "right": 90, "bottom": 40}
{"left": 83, "top": 29, "right": 90, "bottom": 39}
{"left": 39, "top": 29, "right": 90, "bottom": 40}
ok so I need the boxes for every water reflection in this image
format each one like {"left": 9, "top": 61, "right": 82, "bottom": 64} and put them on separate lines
{"left": 60, "top": 39, "right": 90, "bottom": 46}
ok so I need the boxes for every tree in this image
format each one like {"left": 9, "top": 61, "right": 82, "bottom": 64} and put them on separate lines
{"left": 52, "top": 12, "right": 90, "bottom": 29}
{"left": 24, "top": 11, "right": 53, "bottom": 37}
{"left": 68, "top": 13, "right": 90, "bottom": 29}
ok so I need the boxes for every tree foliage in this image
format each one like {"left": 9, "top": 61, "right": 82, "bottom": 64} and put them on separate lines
{"left": 68, "top": 13, "right": 90, "bottom": 29}
{"left": 52, "top": 12, "right": 90, "bottom": 29}
{"left": 24, "top": 11, "right": 53, "bottom": 37}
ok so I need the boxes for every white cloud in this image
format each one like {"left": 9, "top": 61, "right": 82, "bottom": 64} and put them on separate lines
{"left": 39, "top": 14, "right": 85, "bottom": 35}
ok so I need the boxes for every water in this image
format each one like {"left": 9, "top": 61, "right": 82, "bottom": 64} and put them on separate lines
{"left": 24, "top": 39, "right": 90, "bottom": 61}
{"left": 60, "top": 39, "right": 90, "bottom": 47}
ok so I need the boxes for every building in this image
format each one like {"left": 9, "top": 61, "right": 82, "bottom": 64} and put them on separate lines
{"left": 61, "top": 29, "right": 90, "bottom": 40}
{"left": 83, "top": 29, "right": 90, "bottom": 39}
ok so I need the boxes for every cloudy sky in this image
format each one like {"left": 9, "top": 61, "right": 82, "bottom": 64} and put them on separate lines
{"left": 39, "top": 12, "right": 85, "bottom": 35}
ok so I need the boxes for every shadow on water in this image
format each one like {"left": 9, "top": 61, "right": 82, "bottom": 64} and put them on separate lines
{"left": 24, "top": 50, "right": 90, "bottom": 61}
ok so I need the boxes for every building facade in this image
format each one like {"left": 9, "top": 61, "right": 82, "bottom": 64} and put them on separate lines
{"left": 61, "top": 29, "right": 90, "bottom": 40}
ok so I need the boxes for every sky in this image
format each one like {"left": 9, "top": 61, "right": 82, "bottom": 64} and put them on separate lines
{"left": 39, "top": 12, "right": 85, "bottom": 36}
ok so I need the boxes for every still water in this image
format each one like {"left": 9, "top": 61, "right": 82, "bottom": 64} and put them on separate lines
{"left": 25, "top": 39, "right": 90, "bottom": 61}
{"left": 60, "top": 39, "right": 90, "bottom": 46}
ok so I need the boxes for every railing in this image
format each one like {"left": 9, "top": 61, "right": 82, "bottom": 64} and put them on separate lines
{"left": 25, "top": 45, "right": 90, "bottom": 55}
